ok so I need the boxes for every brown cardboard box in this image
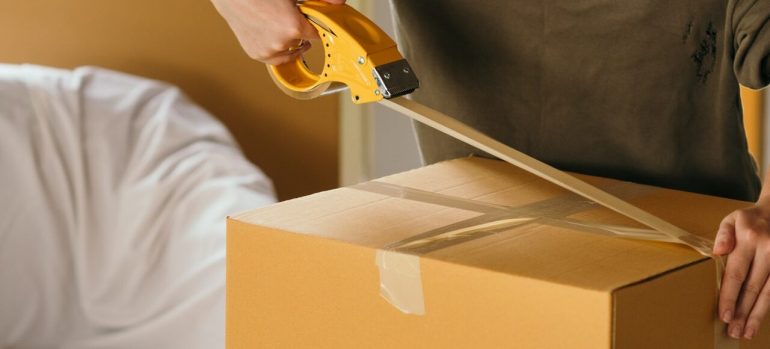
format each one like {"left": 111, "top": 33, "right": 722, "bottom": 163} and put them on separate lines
{"left": 227, "top": 157, "right": 769, "bottom": 348}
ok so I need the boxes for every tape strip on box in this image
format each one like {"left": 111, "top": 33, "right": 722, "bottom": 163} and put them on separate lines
{"left": 356, "top": 181, "right": 666, "bottom": 315}
{"left": 355, "top": 181, "right": 734, "bottom": 349}
{"left": 375, "top": 250, "right": 425, "bottom": 315}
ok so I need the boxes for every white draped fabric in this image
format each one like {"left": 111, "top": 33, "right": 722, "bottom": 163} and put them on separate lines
{"left": 0, "top": 65, "right": 275, "bottom": 348}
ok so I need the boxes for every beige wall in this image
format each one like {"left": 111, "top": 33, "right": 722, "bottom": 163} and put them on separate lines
{"left": 741, "top": 87, "right": 766, "bottom": 175}
{"left": 338, "top": 0, "right": 422, "bottom": 186}
{"left": 0, "top": 0, "right": 339, "bottom": 200}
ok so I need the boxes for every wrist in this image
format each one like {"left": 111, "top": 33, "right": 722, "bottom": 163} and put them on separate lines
{"left": 754, "top": 194, "right": 770, "bottom": 213}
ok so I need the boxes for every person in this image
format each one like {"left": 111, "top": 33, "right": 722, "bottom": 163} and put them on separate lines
{"left": 211, "top": 0, "right": 770, "bottom": 340}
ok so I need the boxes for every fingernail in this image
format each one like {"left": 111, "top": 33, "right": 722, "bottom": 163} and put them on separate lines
{"left": 717, "top": 237, "right": 730, "bottom": 248}
{"left": 745, "top": 327, "right": 756, "bottom": 340}
{"left": 730, "top": 325, "right": 743, "bottom": 339}
{"left": 723, "top": 310, "right": 733, "bottom": 323}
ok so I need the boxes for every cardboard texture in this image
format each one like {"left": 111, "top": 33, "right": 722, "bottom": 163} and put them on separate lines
{"left": 227, "top": 157, "right": 770, "bottom": 348}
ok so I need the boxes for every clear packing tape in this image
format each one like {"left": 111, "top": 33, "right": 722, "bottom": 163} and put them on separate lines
{"left": 355, "top": 180, "right": 736, "bottom": 349}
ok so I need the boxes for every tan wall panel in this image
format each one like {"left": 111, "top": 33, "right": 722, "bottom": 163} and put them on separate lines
{"left": 0, "top": 0, "right": 338, "bottom": 200}
{"left": 741, "top": 86, "right": 764, "bottom": 175}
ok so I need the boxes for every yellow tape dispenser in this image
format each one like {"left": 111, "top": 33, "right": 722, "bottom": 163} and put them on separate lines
{"left": 268, "top": 0, "right": 419, "bottom": 104}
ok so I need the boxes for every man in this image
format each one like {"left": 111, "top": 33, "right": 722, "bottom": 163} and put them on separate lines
{"left": 212, "top": 0, "right": 770, "bottom": 340}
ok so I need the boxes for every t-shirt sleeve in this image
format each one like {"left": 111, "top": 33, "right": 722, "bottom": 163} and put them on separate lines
{"left": 732, "top": 0, "right": 770, "bottom": 89}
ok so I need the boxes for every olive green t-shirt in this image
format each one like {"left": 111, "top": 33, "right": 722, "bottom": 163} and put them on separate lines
{"left": 391, "top": 0, "right": 770, "bottom": 201}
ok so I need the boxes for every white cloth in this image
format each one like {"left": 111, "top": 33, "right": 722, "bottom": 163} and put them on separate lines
{"left": 0, "top": 65, "right": 276, "bottom": 348}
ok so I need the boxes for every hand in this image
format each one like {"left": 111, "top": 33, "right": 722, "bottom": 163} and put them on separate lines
{"left": 714, "top": 203, "right": 770, "bottom": 339}
{"left": 211, "top": 0, "right": 346, "bottom": 65}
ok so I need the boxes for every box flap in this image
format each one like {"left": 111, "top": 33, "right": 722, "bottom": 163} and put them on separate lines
{"left": 232, "top": 157, "right": 749, "bottom": 291}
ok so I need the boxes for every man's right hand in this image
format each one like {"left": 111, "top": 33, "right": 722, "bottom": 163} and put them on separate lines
{"left": 211, "top": 0, "right": 346, "bottom": 65}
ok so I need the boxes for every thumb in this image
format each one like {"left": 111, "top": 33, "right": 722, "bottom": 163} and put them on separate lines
{"left": 322, "top": 0, "right": 347, "bottom": 4}
{"left": 713, "top": 215, "right": 737, "bottom": 255}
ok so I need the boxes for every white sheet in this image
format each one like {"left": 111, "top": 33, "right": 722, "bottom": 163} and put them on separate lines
{"left": 0, "top": 65, "right": 276, "bottom": 348}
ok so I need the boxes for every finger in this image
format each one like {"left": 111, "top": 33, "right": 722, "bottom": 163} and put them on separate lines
{"left": 720, "top": 244, "right": 754, "bottom": 329}
{"left": 263, "top": 44, "right": 311, "bottom": 66}
{"left": 714, "top": 216, "right": 737, "bottom": 255}
{"left": 745, "top": 277, "right": 770, "bottom": 339}
{"left": 731, "top": 254, "right": 770, "bottom": 339}
{"left": 321, "top": 0, "right": 347, "bottom": 4}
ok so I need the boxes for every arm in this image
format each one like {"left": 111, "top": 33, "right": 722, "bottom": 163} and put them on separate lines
{"left": 731, "top": 0, "right": 770, "bottom": 88}
{"left": 715, "top": 0, "right": 770, "bottom": 339}
{"left": 211, "top": 0, "right": 345, "bottom": 65}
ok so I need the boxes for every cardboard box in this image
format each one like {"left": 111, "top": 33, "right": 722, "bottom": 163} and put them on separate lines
{"left": 227, "top": 157, "right": 769, "bottom": 348}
